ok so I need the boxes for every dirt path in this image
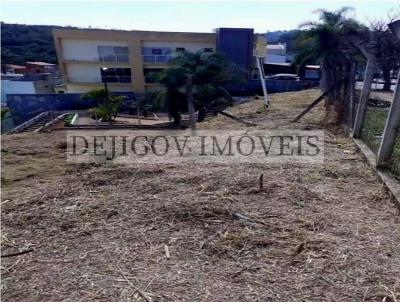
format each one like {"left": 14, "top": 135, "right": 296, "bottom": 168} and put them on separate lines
{"left": 2, "top": 89, "right": 399, "bottom": 301}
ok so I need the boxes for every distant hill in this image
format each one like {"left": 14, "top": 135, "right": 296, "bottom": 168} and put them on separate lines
{"left": 1, "top": 23, "right": 76, "bottom": 65}
{"left": 1, "top": 22, "right": 302, "bottom": 65}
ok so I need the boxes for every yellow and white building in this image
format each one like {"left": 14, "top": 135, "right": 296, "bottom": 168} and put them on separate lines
{"left": 53, "top": 28, "right": 217, "bottom": 93}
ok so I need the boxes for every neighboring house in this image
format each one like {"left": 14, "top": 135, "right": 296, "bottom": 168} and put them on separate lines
{"left": 3, "top": 64, "right": 27, "bottom": 74}
{"left": 53, "top": 27, "right": 256, "bottom": 93}
{"left": 304, "top": 65, "right": 321, "bottom": 80}
{"left": 265, "top": 44, "right": 286, "bottom": 64}
{"left": 25, "top": 62, "right": 57, "bottom": 74}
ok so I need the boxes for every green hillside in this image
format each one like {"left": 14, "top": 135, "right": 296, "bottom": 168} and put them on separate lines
{"left": 1, "top": 22, "right": 69, "bottom": 65}
{"left": 1, "top": 22, "right": 301, "bottom": 65}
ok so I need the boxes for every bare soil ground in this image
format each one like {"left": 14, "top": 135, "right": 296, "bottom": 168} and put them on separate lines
{"left": 2, "top": 89, "right": 400, "bottom": 301}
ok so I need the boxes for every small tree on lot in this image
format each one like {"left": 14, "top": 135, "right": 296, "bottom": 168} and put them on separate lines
{"left": 1, "top": 108, "right": 9, "bottom": 120}
{"left": 81, "top": 89, "right": 123, "bottom": 123}
{"left": 157, "top": 51, "right": 243, "bottom": 127}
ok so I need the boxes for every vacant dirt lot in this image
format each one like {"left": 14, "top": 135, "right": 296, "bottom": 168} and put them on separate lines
{"left": 2, "top": 89, "right": 400, "bottom": 301}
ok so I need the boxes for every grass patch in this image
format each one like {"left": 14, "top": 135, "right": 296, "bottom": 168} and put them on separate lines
{"left": 63, "top": 113, "right": 75, "bottom": 126}
{"left": 361, "top": 108, "right": 400, "bottom": 179}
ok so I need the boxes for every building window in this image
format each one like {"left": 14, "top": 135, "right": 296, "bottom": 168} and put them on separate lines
{"left": 176, "top": 47, "right": 185, "bottom": 52}
{"left": 100, "top": 68, "right": 131, "bottom": 83}
{"left": 152, "top": 48, "right": 163, "bottom": 55}
{"left": 98, "top": 46, "right": 129, "bottom": 62}
{"left": 204, "top": 48, "right": 213, "bottom": 53}
{"left": 144, "top": 68, "right": 163, "bottom": 83}
{"left": 142, "top": 47, "right": 172, "bottom": 64}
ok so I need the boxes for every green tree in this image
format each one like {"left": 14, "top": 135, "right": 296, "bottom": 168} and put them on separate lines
{"left": 1, "top": 108, "right": 9, "bottom": 120}
{"left": 158, "top": 51, "right": 243, "bottom": 126}
{"left": 294, "top": 7, "right": 363, "bottom": 94}
{"left": 81, "top": 89, "right": 122, "bottom": 123}
{"left": 369, "top": 18, "right": 400, "bottom": 91}
{"left": 293, "top": 7, "right": 366, "bottom": 122}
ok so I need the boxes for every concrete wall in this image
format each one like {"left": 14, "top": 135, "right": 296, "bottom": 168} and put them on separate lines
{"left": 224, "top": 79, "right": 320, "bottom": 96}
{"left": 65, "top": 83, "right": 134, "bottom": 93}
{"left": 1, "top": 80, "right": 36, "bottom": 104}
{"left": 304, "top": 69, "right": 320, "bottom": 80}
{"left": 216, "top": 28, "right": 254, "bottom": 79}
{"left": 7, "top": 92, "right": 136, "bottom": 124}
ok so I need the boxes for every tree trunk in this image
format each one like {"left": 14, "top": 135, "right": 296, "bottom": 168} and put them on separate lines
{"left": 344, "top": 60, "right": 356, "bottom": 128}
{"left": 198, "top": 106, "right": 206, "bottom": 122}
{"left": 186, "top": 74, "right": 196, "bottom": 131}
{"left": 320, "top": 63, "right": 329, "bottom": 93}
{"left": 333, "top": 65, "right": 345, "bottom": 123}
{"left": 382, "top": 67, "right": 392, "bottom": 91}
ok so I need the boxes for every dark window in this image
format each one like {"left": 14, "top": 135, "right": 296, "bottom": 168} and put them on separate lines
{"left": 152, "top": 48, "right": 162, "bottom": 55}
{"left": 176, "top": 47, "right": 185, "bottom": 52}
{"left": 114, "top": 46, "right": 129, "bottom": 54}
{"left": 204, "top": 48, "right": 213, "bottom": 53}
{"left": 144, "top": 68, "right": 163, "bottom": 83}
{"left": 100, "top": 68, "right": 131, "bottom": 83}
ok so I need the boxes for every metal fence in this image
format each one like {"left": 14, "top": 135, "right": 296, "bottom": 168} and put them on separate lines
{"left": 391, "top": 132, "right": 400, "bottom": 177}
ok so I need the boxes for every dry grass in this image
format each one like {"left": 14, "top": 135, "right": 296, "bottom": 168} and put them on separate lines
{"left": 1, "top": 89, "right": 400, "bottom": 301}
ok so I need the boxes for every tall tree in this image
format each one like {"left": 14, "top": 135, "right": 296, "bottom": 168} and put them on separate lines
{"left": 158, "top": 51, "right": 243, "bottom": 126}
{"left": 294, "top": 7, "right": 365, "bottom": 121}
{"left": 369, "top": 17, "right": 400, "bottom": 91}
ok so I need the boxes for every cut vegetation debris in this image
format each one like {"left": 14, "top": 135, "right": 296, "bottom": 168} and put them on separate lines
{"left": 2, "top": 89, "right": 400, "bottom": 301}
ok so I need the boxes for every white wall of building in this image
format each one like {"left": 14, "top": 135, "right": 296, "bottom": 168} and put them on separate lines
{"left": 62, "top": 39, "right": 128, "bottom": 61}
{"left": 304, "top": 69, "right": 320, "bottom": 80}
{"left": 66, "top": 63, "right": 102, "bottom": 83}
{"left": 142, "top": 41, "right": 215, "bottom": 53}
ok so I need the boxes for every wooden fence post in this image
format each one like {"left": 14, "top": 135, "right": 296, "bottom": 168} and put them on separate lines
{"left": 352, "top": 58, "right": 376, "bottom": 138}
{"left": 376, "top": 73, "right": 400, "bottom": 167}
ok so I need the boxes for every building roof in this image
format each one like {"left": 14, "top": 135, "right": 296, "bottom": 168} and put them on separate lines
{"left": 267, "top": 44, "right": 286, "bottom": 50}
{"left": 25, "top": 62, "right": 56, "bottom": 66}
{"left": 6, "top": 64, "right": 26, "bottom": 69}
{"left": 305, "top": 65, "right": 320, "bottom": 69}
{"left": 265, "top": 62, "right": 291, "bottom": 66}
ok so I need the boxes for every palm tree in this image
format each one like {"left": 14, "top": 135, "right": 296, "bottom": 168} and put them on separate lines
{"left": 294, "top": 7, "right": 363, "bottom": 102}
{"left": 81, "top": 89, "right": 123, "bottom": 123}
{"left": 157, "top": 50, "right": 243, "bottom": 127}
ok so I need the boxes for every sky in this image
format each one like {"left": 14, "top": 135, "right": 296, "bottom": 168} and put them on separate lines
{"left": 1, "top": 1, "right": 399, "bottom": 33}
